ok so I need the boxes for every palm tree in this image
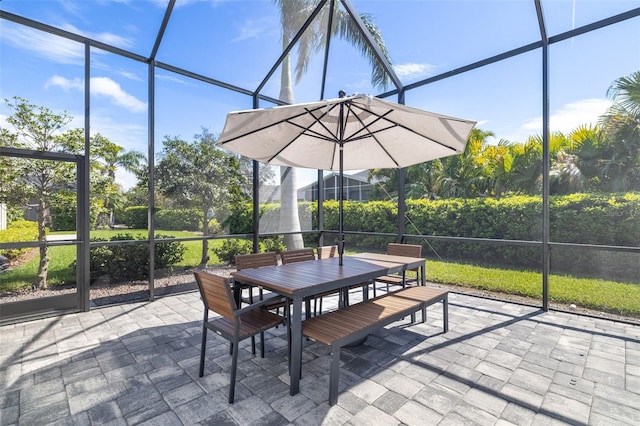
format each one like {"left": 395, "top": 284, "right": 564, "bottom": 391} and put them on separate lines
{"left": 274, "top": 0, "right": 392, "bottom": 249}
{"left": 567, "top": 125, "right": 607, "bottom": 191}
{"left": 598, "top": 71, "right": 640, "bottom": 192}
{"left": 479, "top": 137, "right": 513, "bottom": 198}
{"left": 434, "top": 128, "right": 488, "bottom": 198}
{"left": 92, "top": 134, "right": 145, "bottom": 228}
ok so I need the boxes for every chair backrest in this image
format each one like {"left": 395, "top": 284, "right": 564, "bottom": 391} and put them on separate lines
{"left": 387, "top": 243, "right": 422, "bottom": 258}
{"left": 235, "top": 251, "right": 278, "bottom": 270}
{"left": 193, "top": 270, "right": 237, "bottom": 321}
{"left": 316, "top": 245, "right": 338, "bottom": 259}
{"left": 281, "top": 248, "right": 316, "bottom": 264}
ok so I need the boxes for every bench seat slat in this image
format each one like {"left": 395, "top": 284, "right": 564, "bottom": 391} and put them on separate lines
{"left": 303, "top": 287, "right": 446, "bottom": 345}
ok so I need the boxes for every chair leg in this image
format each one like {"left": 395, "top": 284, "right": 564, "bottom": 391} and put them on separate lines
{"left": 199, "top": 325, "right": 207, "bottom": 377}
{"left": 229, "top": 337, "right": 239, "bottom": 403}
{"left": 260, "top": 332, "right": 265, "bottom": 358}
{"left": 305, "top": 298, "right": 312, "bottom": 319}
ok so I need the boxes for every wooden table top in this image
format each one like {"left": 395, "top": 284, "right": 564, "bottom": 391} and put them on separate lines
{"left": 231, "top": 253, "right": 425, "bottom": 298}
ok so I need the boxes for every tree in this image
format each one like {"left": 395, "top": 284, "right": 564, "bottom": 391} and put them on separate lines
{"left": 432, "top": 128, "right": 487, "bottom": 198}
{"left": 598, "top": 71, "right": 640, "bottom": 191}
{"left": 155, "top": 128, "right": 245, "bottom": 265}
{"left": 275, "top": 0, "right": 392, "bottom": 249}
{"left": 0, "top": 97, "right": 78, "bottom": 289}
{"left": 91, "top": 134, "right": 145, "bottom": 227}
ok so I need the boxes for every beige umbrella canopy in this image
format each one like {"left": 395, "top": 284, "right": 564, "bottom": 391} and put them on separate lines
{"left": 217, "top": 93, "right": 476, "bottom": 263}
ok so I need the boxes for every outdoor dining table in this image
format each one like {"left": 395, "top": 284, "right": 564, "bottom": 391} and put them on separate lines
{"left": 230, "top": 252, "right": 427, "bottom": 396}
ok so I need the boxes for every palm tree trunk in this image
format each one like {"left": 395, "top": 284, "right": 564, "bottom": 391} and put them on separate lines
{"left": 279, "top": 34, "right": 304, "bottom": 250}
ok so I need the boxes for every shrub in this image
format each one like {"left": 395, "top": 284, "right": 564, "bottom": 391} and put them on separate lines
{"left": 0, "top": 220, "right": 38, "bottom": 259}
{"left": 225, "top": 192, "right": 640, "bottom": 281}
{"left": 121, "top": 206, "right": 149, "bottom": 229}
{"left": 156, "top": 208, "right": 201, "bottom": 231}
{"left": 261, "top": 235, "right": 286, "bottom": 254}
{"left": 49, "top": 190, "right": 102, "bottom": 231}
{"left": 211, "top": 239, "right": 252, "bottom": 265}
{"left": 82, "top": 233, "right": 186, "bottom": 283}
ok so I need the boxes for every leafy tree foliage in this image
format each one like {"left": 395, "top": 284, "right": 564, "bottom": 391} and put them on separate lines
{"left": 0, "top": 97, "right": 144, "bottom": 288}
{"left": 154, "top": 128, "right": 246, "bottom": 265}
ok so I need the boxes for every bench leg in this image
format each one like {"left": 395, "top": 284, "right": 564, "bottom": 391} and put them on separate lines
{"left": 329, "top": 346, "right": 340, "bottom": 406}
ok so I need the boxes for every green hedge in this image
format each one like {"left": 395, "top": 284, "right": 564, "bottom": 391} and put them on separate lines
{"left": 226, "top": 193, "right": 640, "bottom": 282}
{"left": 49, "top": 190, "right": 101, "bottom": 231}
{"left": 156, "top": 208, "right": 200, "bottom": 231}
{"left": 0, "top": 220, "right": 39, "bottom": 259}
{"left": 121, "top": 206, "right": 149, "bottom": 229}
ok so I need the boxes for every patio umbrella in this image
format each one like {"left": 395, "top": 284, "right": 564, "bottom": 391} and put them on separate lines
{"left": 216, "top": 93, "right": 476, "bottom": 264}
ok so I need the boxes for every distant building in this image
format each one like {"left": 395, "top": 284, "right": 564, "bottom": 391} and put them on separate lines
{"left": 297, "top": 171, "right": 373, "bottom": 202}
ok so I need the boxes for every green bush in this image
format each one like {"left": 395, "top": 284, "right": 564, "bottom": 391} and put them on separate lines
{"left": 5, "top": 220, "right": 37, "bottom": 229}
{"left": 0, "top": 220, "right": 38, "bottom": 259}
{"left": 121, "top": 206, "right": 149, "bottom": 229}
{"left": 261, "top": 235, "right": 286, "bottom": 254}
{"left": 156, "top": 208, "right": 201, "bottom": 231}
{"left": 223, "top": 203, "right": 253, "bottom": 234}
{"left": 211, "top": 238, "right": 253, "bottom": 265}
{"left": 49, "top": 190, "right": 101, "bottom": 231}
{"left": 82, "top": 233, "right": 186, "bottom": 283}
{"left": 225, "top": 193, "right": 640, "bottom": 281}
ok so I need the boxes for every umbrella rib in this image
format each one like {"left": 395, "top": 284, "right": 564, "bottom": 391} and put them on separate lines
{"left": 265, "top": 103, "right": 341, "bottom": 163}
{"left": 217, "top": 108, "right": 317, "bottom": 145}
{"left": 346, "top": 103, "right": 462, "bottom": 153}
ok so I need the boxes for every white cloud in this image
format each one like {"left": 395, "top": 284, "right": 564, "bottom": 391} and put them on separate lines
{"left": 2, "top": 26, "right": 84, "bottom": 65}
{"left": 45, "top": 75, "right": 147, "bottom": 113}
{"left": 522, "top": 98, "right": 612, "bottom": 134}
{"left": 393, "top": 63, "right": 436, "bottom": 81}
{"left": 45, "top": 75, "right": 83, "bottom": 91}
{"left": 0, "top": 20, "right": 135, "bottom": 66}
{"left": 59, "top": 23, "right": 134, "bottom": 50}
{"left": 232, "top": 17, "right": 275, "bottom": 42}
{"left": 91, "top": 77, "right": 147, "bottom": 113}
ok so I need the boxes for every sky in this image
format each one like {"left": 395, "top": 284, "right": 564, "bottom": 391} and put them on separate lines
{"left": 1, "top": 0, "right": 640, "bottom": 190}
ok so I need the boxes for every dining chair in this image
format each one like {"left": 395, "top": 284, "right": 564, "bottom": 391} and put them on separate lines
{"left": 376, "top": 242, "right": 423, "bottom": 292}
{"left": 280, "top": 248, "right": 317, "bottom": 317}
{"left": 234, "top": 251, "right": 281, "bottom": 305}
{"left": 280, "top": 248, "right": 316, "bottom": 264}
{"left": 234, "top": 252, "right": 288, "bottom": 350}
{"left": 193, "top": 270, "right": 286, "bottom": 403}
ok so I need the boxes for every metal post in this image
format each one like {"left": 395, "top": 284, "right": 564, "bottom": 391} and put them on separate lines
{"left": 148, "top": 61, "right": 156, "bottom": 300}
{"left": 78, "top": 42, "right": 91, "bottom": 312}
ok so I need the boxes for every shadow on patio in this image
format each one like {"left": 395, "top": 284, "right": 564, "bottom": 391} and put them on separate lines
{"left": 1, "top": 289, "right": 639, "bottom": 425}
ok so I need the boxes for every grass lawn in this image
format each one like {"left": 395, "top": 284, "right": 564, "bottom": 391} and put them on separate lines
{"left": 0, "top": 230, "right": 228, "bottom": 292}
{"left": 427, "top": 260, "right": 640, "bottom": 318}
{"left": 2, "top": 231, "right": 639, "bottom": 318}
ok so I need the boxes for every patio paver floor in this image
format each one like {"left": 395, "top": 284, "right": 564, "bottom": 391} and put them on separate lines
{"left": 1, "top": 286, "right": 639, "bottom": 425}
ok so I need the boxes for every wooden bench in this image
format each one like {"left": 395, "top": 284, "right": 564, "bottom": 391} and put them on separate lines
{"left": 302, "top": 286, "right": 449, "bottom": 405}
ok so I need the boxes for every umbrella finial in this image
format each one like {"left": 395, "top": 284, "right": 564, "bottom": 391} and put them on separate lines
{"left": 338, "top": 90, "right": 346, "bottom": 98}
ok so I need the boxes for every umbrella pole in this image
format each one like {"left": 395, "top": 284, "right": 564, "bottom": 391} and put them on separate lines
{"left": 338, "top": 99, "right": 345, "bottom": 266}
{"left": 339, "top": 145, "right": 344, "bottom": 266}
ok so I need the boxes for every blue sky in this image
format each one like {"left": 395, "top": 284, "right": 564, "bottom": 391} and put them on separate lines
{"left": 1, "top": 0, "right": 639, "bottom": 189}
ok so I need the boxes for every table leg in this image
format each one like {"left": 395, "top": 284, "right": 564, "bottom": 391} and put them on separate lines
{"left": 289, "top": 295, "right": 303, "bottom": 395}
